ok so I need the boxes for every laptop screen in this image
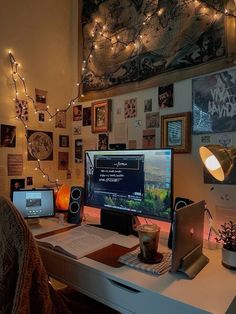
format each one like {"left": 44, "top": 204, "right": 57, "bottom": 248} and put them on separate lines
{"left": 12, "top": 189, "right": 55, "bottom": 219}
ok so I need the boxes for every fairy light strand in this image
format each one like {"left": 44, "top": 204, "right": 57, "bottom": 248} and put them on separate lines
{"left": 81, "top": 0, "right": 236, "bottom": 80}
{"left": 9, "top": 51, "right": 83, "bottom": 189}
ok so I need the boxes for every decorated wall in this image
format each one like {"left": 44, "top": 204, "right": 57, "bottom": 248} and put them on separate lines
{"left": 0, "top": 0, "right": 78, "bottom": 197}
{"left": 0, "top": 0, "right": 236, "bottom": 229}
{"left": 73, "top": 65, "right": 236, "bottom": 227}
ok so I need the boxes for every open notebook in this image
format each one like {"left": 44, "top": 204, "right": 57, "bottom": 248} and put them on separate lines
{"left": 35, "top": 224, "right": 119, "bottom": 259}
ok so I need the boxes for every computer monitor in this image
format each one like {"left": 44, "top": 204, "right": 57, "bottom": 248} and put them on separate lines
{"left": 171, "top": 200, "right": 209, "bottom": 279}
{"left": 84, "top": 149, "right": 173, "bottom": 233}
{"left": 12, "top": 189, "right": 55, "bottom": 219}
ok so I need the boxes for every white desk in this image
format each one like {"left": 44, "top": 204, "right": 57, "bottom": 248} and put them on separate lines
{"left": 34, "top": 218, "right": 236, "bottom": 314}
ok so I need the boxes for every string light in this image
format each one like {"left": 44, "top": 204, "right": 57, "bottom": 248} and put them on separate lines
{"left": 8, "top": 52, "right": 83, "bottom": 189}
{"left": 81, "top": 0, "right": 236, "bottom": 81}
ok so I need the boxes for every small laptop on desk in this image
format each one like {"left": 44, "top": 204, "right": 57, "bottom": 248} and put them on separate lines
{"left": 12, "top": 189, "right": 55, "bottom": 224}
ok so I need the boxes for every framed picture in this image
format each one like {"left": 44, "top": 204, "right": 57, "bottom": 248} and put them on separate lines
{"left": 59, "top": 135, "right": 69, "bottom": 148}
{"left": 91, "top": 99, "right": 112, "bottom": 133}
{"left": 161, "top": 112, "right": 191, "bottom": 153}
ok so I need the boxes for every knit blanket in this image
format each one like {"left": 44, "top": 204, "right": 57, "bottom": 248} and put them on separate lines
{"left": 0, "top": 196, "right": 70, "bottom": 314}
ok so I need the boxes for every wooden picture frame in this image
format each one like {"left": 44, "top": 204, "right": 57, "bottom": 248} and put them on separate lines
{"left": 91, "top": 99, "right": 112, "bottom": 133}
{"left": 161, "top": 112, "right": 191, "bottom": 153}
{"left": 59, "top": 135, "right": 69, "bottom": 148}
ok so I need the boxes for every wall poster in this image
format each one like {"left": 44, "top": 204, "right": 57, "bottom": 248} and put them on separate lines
{"left": 80, "top": 0, "right": 236, "bottom": 99}
{"left": 27, "top": 130, "right": 53, "bottom": 161}
{"left": 192, "top": 68, "right": 236, "bottom": 134}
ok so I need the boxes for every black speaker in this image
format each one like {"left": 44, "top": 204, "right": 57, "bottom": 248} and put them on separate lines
{"left": 168, "top": 197, "right": 194, "bottom": 249}
{"left": 67, "top": 186, "right": 84, "bottom": 224}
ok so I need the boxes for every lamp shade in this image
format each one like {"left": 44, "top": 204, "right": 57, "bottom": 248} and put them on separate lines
{"left": 199, "top": 145, "right": 236, "bottom": 181}
{"left": 55, "top": 184, "right": 70, "bottom": 211}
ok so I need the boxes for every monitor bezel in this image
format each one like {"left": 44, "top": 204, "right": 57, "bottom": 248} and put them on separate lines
{"left": 84, "top": 148, "right": 174, "bottom": 222}
{"left": 12, "top": 188, "right": 55, "bottom": 219}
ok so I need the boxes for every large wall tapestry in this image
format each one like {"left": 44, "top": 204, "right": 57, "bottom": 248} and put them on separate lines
{"left": 81, "top": 0, "right": 236, "bottom": 98}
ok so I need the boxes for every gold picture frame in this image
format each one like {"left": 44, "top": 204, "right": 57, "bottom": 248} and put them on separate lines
{"left": 161, "top": 112, "right": 191, "bottom": 153}
{"left": 91, "top": 99, "right": 112, "bottom": 133}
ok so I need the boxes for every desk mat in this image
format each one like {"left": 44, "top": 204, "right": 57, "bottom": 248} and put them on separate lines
{"left": 118, "top": 248, "right": 172, "bottom": 275}
{"left": 85, "top": 243, "right": 139, "bottom": 268}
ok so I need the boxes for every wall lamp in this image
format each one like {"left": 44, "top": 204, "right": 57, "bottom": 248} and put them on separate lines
{"left": 199, "top": 145, "right": 236, "bottom": 181}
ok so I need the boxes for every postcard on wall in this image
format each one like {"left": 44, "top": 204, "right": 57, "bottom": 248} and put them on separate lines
{"left": 83, "top": 107, "right": 91, "bottom": 126}
{"left": 73, "top": 126, "right": 81, "bottom": 135}
{"left": 75, "top": 139, "right": 83, "bottom": 163}
{"left": 26, "top": 176, "right": 33, "bottom": 186}
{"left": 98, "top": 133, "right": 109, "bottom": 150}
{"left": 200, "top": 135, "right": 211, "bottom": 144}
{"left": 135, "top": 120, "right": 142, "bottom": 128}
{"left": 58, "top": 152, "right": 69, "bottom": 170}
{"left": 38, "top": 112, "right": 45, "bottom": 123}
{"left": 15, "top": 99, "right": 28, "bottom": 122}
{"left": 144, "top": 99, "right": 152, "bottom": 112}
{"left": 73, "top": 104, "right": 82, "bottom": 121}
{"left": 27, "top": 130, "right": 53, "bottom": 160}
{"left": 10, "top": 178, "right": 25, "bottom": 199}
{"left": 124, "top": 98, "right": 137, "bottom": 119}
{"left": 35, "top": 88, "right": 47, "bottom": 111}
{"left": 55, "top": 110, "right": 66, "bottom": 128}
{"left": 146, "top": 112, "right": 159, "bottom": 128}
{"left": 159, "top": 84, "right": 173, "bottom": 109}
{"left": 192, "top": 69, "right": 236, "bottom": 134}
{"left": 7, "top": 154, "right": 23, "bottom": 176}
{"left": 217, "top": 133, "right": 232, "bottom": 147}
{"left": 143, "top": 129, "right": 156, "bottom": 149}
{"left": 0, "top": 124, "right": 16, "bottom": 147}
{"left": 128, "top": 140, "right": 137, "bottom": 149}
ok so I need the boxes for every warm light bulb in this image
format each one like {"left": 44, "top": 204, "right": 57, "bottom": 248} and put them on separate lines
{"left": 34, "top": 167, "right": 38, "bottom": 171}
{"left": 205, "top": 155, "right": 221, "bottom": 171}
{"left": 57, "top": 108, "right": 60, "bottom": 112}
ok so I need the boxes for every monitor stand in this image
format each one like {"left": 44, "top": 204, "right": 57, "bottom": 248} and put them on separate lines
{"left": 100, "top": 209, "right": 137, "bottom": 236}
{"left": 179, "top": 244, "right": 209, "bottom": 279}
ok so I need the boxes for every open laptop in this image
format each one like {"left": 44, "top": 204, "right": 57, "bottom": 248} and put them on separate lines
{"left": 171, "top": 200, "right": 209, "bottom": 279}
{"left": 12, "top": 189, "right": 55, "bottom": 220}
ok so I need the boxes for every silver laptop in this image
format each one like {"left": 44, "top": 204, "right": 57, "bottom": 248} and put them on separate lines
{"left": 171, "top": 200, "right": 209, "bottom": 279}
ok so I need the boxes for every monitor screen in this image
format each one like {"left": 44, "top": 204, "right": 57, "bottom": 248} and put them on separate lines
{"left": 12, "top": 189, "right": 55, "bottom": 219}
{"left": 84, "top": 149, "right": 173, "bottom": 221}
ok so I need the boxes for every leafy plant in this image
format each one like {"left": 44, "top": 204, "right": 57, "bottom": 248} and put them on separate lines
{"left": 216, "top": 221, "right": 236, "bottom": 251}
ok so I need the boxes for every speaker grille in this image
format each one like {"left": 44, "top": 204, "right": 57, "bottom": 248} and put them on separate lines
{"left": 71, "top": 187, "right": 81, "bottom": 200}
{"left": 69, "top": 201, "right": 79, "bottom": 214}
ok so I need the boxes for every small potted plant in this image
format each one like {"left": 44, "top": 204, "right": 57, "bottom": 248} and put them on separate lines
{"left": 216, "top": 221, "right": 236, "bottom": 269}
